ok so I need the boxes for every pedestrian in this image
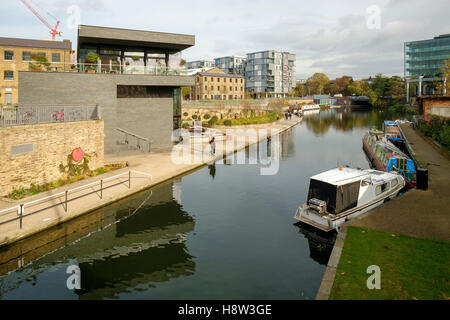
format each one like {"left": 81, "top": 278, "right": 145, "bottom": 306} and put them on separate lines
{"left": 209, "top": 136, "right": 216, "bottom": 155}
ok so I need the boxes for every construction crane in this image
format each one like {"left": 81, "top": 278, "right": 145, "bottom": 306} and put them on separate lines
{"left": 20, "top": 0, "right": 63, "bottom": 40}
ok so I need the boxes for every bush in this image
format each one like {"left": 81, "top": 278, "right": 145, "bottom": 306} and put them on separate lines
{"left": 183, "top": 112, "right": 189, "bottom": 117}
{"left": 182, "top": 123, "right": 190, "bottom": 129}
{"left": 192, "top": 115, "right": 197, "bottom": 120}
{"left": 208, "top": 116, "right": 219, "bottom": 126}
{"left": 204, "top": 114, "right": 211, "bottom": 120}
{"left": 224, "top": 120, "right": 232, "bottom": 126}
{"left": 439, "top": 125, "right": 450, "bottom": 149}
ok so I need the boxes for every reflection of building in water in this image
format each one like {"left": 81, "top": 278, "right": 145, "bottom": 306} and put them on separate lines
{"left": 0, "top": 182, "right": 196, "bottom": 299}
{"left": 173, "top": 179, "right": 183, "bottom": 204}
{"left": 280, "top": 128, "right": 295, "bottom": 159}
{"left": 297, "top": 225, "right": 336, "bottom": 266}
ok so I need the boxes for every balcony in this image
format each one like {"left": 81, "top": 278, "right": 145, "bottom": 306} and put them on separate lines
{"left": 25, "top": 62, "right": 191, "bottom": 76}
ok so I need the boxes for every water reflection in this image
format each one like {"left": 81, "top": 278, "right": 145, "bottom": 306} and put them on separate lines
{"left": 296, "top": 224, "right": 336, "bottom": 266}
{"left": 0, "top": 181, "right": 195, "bottom": 300}
{"left": 304, "top": 108, "right": 409, "bottom": 136}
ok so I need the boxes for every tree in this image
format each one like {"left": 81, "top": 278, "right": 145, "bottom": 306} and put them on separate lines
{"left": 29, "top": 53, "right": 51, "bottom": 71}
{"left": 180, "top": 59, "right": 186, "bottom": 67}
{"left": 306, "top": 73, "right": 330, "bottom": 95}
{"left": 294, "top": 83, "right": 307, "bottom": 97}
{"left": 347, "top": 80, "right": 370, "bottom": 96}
{"left": 331, "top": 76, "right": 353, "bottom": 95}
{"left": 441, "top": 58, "right": 450, "bottom": 95}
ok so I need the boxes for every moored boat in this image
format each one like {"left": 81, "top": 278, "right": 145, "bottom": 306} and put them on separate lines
{"left": 294, "top": 167, "right": 405, "bottom": 232}
{"left": 362, "top": 131, "right": 416, "bottom": 188}
{"left": 383, "top": 121, "right": 406, "bottom": 150}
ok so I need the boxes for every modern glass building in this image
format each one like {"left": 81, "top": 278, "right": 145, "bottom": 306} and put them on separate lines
{"left": 404, "top": 34, "right": 450, "bottom": 78}
{"left": 214, "top": 56, "right": 246, "bottom": 76}
{"left": 245, "top": 50, "right": 296, "bottom": 98}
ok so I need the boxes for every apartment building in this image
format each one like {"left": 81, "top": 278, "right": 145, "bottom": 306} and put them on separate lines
{"left": 185, "top": 60, "right": 215, "bottom": 69}
{"left": 214, "top": 56, "right": 246, "bottom": 76}
{"left": 192, "top": 67, "right": 245, "bottom": 100}
{"left": 0, "top": 37, "right": 72, "bottom": 105}
{"left": 245, "top": 50, "right": 296, "bottom": 98}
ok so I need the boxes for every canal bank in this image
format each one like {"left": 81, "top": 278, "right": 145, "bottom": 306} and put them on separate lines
{"left": 0, "top": 117, "right": 302, "bottom": 248}
{"left": 318, "top": 121, "right": 450, "bottom": 300}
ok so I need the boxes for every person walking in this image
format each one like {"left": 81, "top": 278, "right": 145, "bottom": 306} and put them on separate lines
{"left": 209, "top": 136, "right": 216, "bottom": 155}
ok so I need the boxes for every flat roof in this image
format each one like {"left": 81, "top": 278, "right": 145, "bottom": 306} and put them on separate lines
{"left": 311, "top": 168, "right": 394, "bottom": 186}
{"left": 0, "top": 37, "right": 72, "bottom": 50}
{"left": 78, "top": 25, "right": 195, "bottom": 53}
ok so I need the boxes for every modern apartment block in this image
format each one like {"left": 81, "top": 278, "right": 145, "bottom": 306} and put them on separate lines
{"left": 19, "top": 25, "right": 195, "bottom": 155}
{"left": 404, "top": 34, "right": 450, "bottom": 78}
{"left": 185, "top": 60, "right": 215, "bottom": 69}
{"left": 245, "top": 50, "right": 296, "bottom": 98}
{"left": 191, "top": 67, "right": 245, "bottom": 101}
{"left": 214, "top": 56, "right": 246, "bottom": 76}
{"left": 0, "top": 37, "right": 72, "bottom": 105}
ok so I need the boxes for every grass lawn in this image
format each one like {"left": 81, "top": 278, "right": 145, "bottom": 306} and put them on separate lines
{"left": 329, "top": 227, "right": 450, "bottom": 300}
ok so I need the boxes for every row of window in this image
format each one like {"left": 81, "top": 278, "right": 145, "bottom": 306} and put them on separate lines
{"left": 2, "top": 50, "right": 61, "bottom": 62}
{"left": 202, "top": 95, "right": 243, "bottom": 100}
{"left": 203, "top": 85, "right": 244, "bottom": 91}
{"left": 202, "top": 77, "right": 243, "bottom": 84}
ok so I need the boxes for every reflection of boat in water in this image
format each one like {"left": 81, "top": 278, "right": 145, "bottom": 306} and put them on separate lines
{"left": 363, "top": 130, "right": 416, "bottom": 188}
{"left": 294, "top": 167, "right": 405, "bottom": 232}
{"left": 296, "top": 224, "right": 336, "bottom": 266}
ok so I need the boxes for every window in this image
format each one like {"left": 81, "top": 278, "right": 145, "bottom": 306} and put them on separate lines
{"left": 204, "top": 95, "right": 207, "bottom": 99}
{"left": 236, "top": 87, "right": 238, "bottom": 91}
{"left": 211, "top": 77, "right": 214, "bottom": 82}
{"left": 375, "top": 183, "right": 389, "bottom": 196}
{"left": 4, "top": 71, "right": 14, "bottom": 81}
{"left": 230, "top": 78, "right": 232, "bottom": 83}
{"left": 5, "top": 93, "right": 12, "bottom": 105}
{"left": 211, "top": 86, "right": 213, "bottom": 90}
{"left": 230, "top": 86, "right": 232, "bottom": 91}
{"left": 52, "top": 53, "right": 61, "bottom": 62}
{"left": 4, "top": 50, "right": 14, "bottom": 61}
{"left": 236, "top": 79, "right": 238, "bottom": 83}
{"left": 205, "top": 85, "right": 207, "bottom": 90}
{"left": 217, "top": 86, "right": 220, "bottom": 90}
{"left": 217, "top": 78, "right": 220, "bottom": 82}
{"left": 241, "top": 79, "right": 243, "bottom": 83}
{"left": 391, "top": 178, "right": 398, "bottom": 188}
{"left": 204, "top": 77, "right": 207, "bottom": 82}
{"left": 22, "top": 51, "right": 31, "bottom": 61}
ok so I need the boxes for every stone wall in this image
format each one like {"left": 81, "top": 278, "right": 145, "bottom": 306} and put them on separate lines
{"left": 0, "top": 120, "right": 104, "bottom": 196}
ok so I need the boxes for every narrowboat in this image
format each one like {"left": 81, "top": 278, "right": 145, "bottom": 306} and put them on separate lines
{"left": 294, "top": 167, "right": 405, "bottom": 232}
{"left": 362, "top": 131, "right": 417, "bottom": 188}
{"left": 383, "top": 121, "right": 405, "bottom": 150}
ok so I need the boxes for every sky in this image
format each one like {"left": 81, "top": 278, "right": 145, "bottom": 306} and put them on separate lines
{"left": 1, "top": 0, "right": 449, "bottom": 80}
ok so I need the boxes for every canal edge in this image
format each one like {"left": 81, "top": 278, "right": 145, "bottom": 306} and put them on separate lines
{"left": 315, "top": 226, "right": 347, "bottom": 300}
{"left": 0, "top": 117, "right": 303, "bottom": 248}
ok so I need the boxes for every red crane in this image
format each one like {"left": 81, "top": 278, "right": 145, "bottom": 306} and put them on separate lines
{"left": 20, "top": 0, "right": 63, "bottom": 40}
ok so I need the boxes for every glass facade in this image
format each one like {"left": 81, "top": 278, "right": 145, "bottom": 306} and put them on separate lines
{"left": 404, "top": 34, "right": 450, "bottom": 78}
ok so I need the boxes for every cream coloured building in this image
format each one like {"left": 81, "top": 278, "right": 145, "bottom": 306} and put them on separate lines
{"left": 192, "top": 67, "right": 245, "bottom": 101}
{"left": 0, "top": 37, "right": 72, "bottom": 105}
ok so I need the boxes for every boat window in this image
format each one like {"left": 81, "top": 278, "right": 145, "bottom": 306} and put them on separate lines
{"left": 376, "top": 183, "right": 389, "bottom": 196}
{"left": 391, "top": 178, "right": 398, "bottom": 188}
{"left": 336, "top": 181, "right": 361, "bottom": 214}
{"left": 308, "top": 179, "right": 337, "bottom": 214}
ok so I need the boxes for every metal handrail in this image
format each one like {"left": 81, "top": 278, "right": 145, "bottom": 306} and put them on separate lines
{"left": 0, "top": 170, "right": 153, "bottom": 230}
{"left": 116, "top": 128, "right": 152, "bottom": 152}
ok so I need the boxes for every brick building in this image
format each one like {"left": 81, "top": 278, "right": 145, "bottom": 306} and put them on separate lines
{"left": 192, "top": 67, "right": 245, "bottom": 101}
{"left": 0, "top": 37, "right": 72, "bottom": 105}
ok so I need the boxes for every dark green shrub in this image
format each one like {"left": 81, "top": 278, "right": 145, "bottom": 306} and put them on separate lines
{"left": 183, "top": 112, "right": 189, "bottom": 117}
{"left": 208, "top": 116, "right": 219, "bottom": 125}
{"left": 204, "top": 114, "right": 211, "bottom": 120}
{"left": 192, "top": 115, "right": 197, "bottom": 120}
{"left": 182, "top": 123, "right": 190, "bottom": 129}
{"left": 439, "top": 125, "right": 450, "bottom": 149}
{"left": 224, "top": 120, "right": 232, "bottom": 126}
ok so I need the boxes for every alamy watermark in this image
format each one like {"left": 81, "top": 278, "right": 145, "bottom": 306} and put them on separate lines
{"left": 366, "top": 265, "right": 381, "bottom": 290}
{"left": 66, "top": 265, "right": 81, "bottom": 290}
{"left": 366, "top": 5, "right": 381, "bottom": 30}
{"left": 171, "top": 127, "right": 281, "bottom": 176}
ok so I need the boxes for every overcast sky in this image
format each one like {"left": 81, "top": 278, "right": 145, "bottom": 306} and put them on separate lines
{"left": 1, "top": 0, "right": 449, "bottom": 79}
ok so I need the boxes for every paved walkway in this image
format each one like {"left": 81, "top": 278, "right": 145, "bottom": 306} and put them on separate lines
{"left": 348, "top": 122, "right": 450, "bottom": 241}
{"left": 0, "top": 117, "right": 302, "bottom": 247}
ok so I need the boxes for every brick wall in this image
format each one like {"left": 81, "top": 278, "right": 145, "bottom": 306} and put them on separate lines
{"left": 0, "top": 120, "right": 104, "bottom": 196}
{"left": 420, "top": 96, "right": 450, "bottom": 118}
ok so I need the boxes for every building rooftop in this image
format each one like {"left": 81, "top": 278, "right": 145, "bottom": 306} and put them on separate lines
{"left": 78, "top": 25, "right": 195, "bottom": 53}
{"left": 0, "top": 37, "right": 72, "bottom": 50}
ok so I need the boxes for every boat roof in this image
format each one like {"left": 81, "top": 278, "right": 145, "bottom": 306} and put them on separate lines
{"left": 311, "top": 168, "right": 394, "bottom": 186}
{"left": 384, "top": 121, "right": 398, "bottom": 126}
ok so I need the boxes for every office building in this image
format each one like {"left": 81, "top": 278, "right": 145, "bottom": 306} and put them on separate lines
{"left": 185, "top": 60, "right": 215, "bottom": 69}
{"left": 214, "top": 56, "right": 246, "bottom": 76}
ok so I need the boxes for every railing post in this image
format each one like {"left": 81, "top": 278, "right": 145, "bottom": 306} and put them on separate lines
{"left": 19, "top": 205, "right": 24, "bottom": 229}
{"left": 65, "top": 190, "right": 68, "bottom": 212}
{"left": 129, "top": 171, "right": 131, "bottom": 189}
{"left": 100, "top": 179, "right": 103, "bottom": 199}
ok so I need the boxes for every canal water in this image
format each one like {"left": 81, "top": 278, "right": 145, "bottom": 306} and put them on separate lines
{"left": 0, "top": 109, "right": 401, "bottom": 300}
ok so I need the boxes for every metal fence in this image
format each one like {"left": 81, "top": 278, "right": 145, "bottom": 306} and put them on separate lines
{"left": 0, "top": 105, "right": 100, "bottom": 126}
